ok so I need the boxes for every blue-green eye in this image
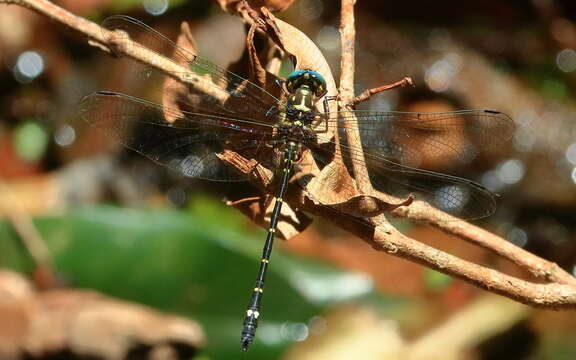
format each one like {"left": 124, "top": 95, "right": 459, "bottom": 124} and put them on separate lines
{"left": 286, "top": 69, "right": 327, "bottom": 97}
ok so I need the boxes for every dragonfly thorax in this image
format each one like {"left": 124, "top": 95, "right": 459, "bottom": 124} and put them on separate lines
{"left": 284, "top": 70, "right": 326, "bottom": 126}
{"left": 287, "top": 87, "right": 314, "bottom": 113}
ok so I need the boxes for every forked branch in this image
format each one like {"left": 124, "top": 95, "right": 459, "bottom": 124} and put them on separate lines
{"left": 335, "top": 0, "right": 576, "bottom": 306}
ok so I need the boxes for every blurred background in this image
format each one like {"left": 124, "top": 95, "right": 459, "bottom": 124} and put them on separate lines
{"left": 0, "top": 0, "right": 576, "bottom": 359}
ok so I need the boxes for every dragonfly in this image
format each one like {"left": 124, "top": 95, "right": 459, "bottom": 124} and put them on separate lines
{"left": 79, "top": 15, "right": 514, "bottom": 351}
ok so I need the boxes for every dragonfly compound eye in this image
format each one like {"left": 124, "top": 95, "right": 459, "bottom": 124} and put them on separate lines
{"left": 286, "top": 69, "right": 327, "bottom": 98}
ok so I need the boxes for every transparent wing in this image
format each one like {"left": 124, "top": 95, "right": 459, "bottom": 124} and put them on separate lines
{"left": 80, "top": 91, "right": 276, "bottom": 182}
{"left": 304, "top": 109, "right": 514, "bottom": 220}
{"left": 320, "top": 109, "right": 514, "bottom": 168}
{"left": 304, "top": 140, "right": 497, "bottom": 220}
{"left": 101, "top": 15, "right": 283, "bottom": 123}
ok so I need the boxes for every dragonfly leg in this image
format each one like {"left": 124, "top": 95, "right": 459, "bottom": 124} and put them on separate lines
{"left": 322, "top": 95, "right": 338, "bottom": 114}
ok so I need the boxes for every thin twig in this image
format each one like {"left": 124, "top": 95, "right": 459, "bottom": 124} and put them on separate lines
{"left": 338, "top": 0, "right": 356, "bottom": 105}
{"left": 0, "top": 182, "right": 54, "bottom": 273}
{"left": 234, "top": 146, "right": 576, "bottom": 308}
{"left": 352, "top": 76, "right": 413, "bottom": 106}
{"left": 339, "top": 0, "right": 374, "bottom": 196}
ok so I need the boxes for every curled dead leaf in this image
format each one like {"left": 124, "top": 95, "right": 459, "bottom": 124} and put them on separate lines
{"left": 301, "top": 158, "right": 413, "bottom": 218}
{"left": 219, "top": 150, "right": 312, "bottom": 239}
{"left": 271, "top": 14, "right": 337, "bottom": 97}
{"left": 162, "top": 20, "right": 207, "bottom": 124}
{"left": 246, "top": 23, "right": 269, "bottom": 87}
{"left": 217, "top": 150, "right": 273, "bottom": 183}
{"left": 228, "top": 194, "right": 312, "bottom": 239}
{"left": 321, "top": 194, "right": 413, "bottom": 219}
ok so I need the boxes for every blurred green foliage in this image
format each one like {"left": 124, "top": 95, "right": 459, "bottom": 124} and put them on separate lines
{"left": 423, "top": 269, "right": 453, "bottom": 291}
{"left": 14, "top": 119, "right": 49, "bottom": 163}
{"left": 0, "top": 199, "right": 403, "bottom": 359}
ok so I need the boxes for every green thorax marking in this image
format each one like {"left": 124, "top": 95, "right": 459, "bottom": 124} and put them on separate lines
{"left": 281, "top": 69, "right": 327, "bottom": 125}
{"left": 288, "top": 87, "right": 314, "bottom": 113}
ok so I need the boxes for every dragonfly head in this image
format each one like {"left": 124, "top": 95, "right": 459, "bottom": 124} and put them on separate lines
{"left": 286, "top": 69, "right": 327, "bottom": 98}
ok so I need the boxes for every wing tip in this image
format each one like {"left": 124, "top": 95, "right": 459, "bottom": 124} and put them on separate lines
{"left": 484, "top": 109, "right": 514, "bottom": 122}
{"left": 97, "top": 90, "right": 119, "bottom": 96}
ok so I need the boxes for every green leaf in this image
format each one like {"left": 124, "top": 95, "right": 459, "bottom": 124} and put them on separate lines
{"left": 0, "top": 204, "right": 406, "bottom": 359}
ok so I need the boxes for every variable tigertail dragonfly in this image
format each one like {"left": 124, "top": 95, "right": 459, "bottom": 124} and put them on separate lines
{"left": 79, "top": 15, "right": 514, "bottom": 351}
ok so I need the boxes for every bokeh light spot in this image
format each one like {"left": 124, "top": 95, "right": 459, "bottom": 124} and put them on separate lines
{"left": 316, "top": 26, "right": 340, "bottom": 51}
{"left": 142, "top": 0, "right": 169, "bottom": 16}
{"left": 556, "top": 49, "right": 576, "bottom": 73}
{"left": 14, "top": 119, "right": 49, "bottom": 162}
{"left": 507, "top": 227, "right": 528, "bottom": 247}
{"left": 565, "top": 143, "right": 576, "bottom": 165}
{"left": 13, "top": 50, "right": 44, "bottom": 83}
{"left": 497, "top": 159, "right": 525, "bottom": 185}
{"left": 54, "top": 124, "right": 76, "bottom": 147}
{"left": 299, "top": 0, "right": 323, "bottom": 20}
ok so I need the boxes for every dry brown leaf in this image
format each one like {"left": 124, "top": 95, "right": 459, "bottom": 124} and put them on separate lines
{"left": 162, "top": 21, "right": 203, "bottom": 124}
{"left": 246, "top": 23, "right": 269, "bottom": 87}
{"left": 265, "top": 16, "right": 416, "bottom": 217}
{"left": 228, "top": 194, "right": 312, "bottom": 239}
{"left": 269, "top": 13, "right": 337, "bottom": 95}
{"left": 219, "top": 150, "right": 312, "bottom": 238}
{"left": 303, "top": 159, "right": 413, "bottom": 217}
{"left": 0, "top": 270, "right": 205, "bottom": 360}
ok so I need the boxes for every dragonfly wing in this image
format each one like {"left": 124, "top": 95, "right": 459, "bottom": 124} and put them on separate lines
{"left": 305, "top": 108, "right": 513, "bottom": 220}
{"left": 303, "top": 140, "right": 497, "bottom": 220}
{"left": 101, "top": 15, "right": 283, "bottom": 124}
{"left": 80, "top": 91, "right": 275, "bottom": 182}
{"left": 319, "top": 109, "right": 514, "bottom": 168}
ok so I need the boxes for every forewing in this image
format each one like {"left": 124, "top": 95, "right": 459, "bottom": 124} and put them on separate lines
{"left": 320, "top": 110, "right": 514, "bottom": 168}
{"left": 79, "top": 91, "right": 275, "bottom": 182}
{"left": 101, "top": 15, "right": 283, "bottom": 124}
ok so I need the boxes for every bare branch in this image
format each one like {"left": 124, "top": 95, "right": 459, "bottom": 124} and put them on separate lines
{"left": 352, "top": 76, "right": 414, "bottom": 106}
{"left": 291, "top": 194, "right": 576, "bottom": 308}
{"left": 371, "top": 225, "right": 576, "bottom": 308}
{"left": 0, "top": 181, "right": 55, "bottom": 288}
{"left": 391, "top": 201, "right": 576, "bottom": 287}
{"left": 339, "top": 0, "right": 374, "bottom": 195}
